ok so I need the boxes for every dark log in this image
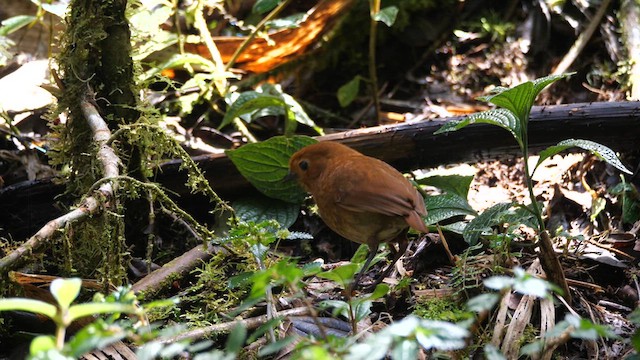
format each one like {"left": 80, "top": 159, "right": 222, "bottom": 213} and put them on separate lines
{"left": 2, "top": 101, "right": 639, "bottom": 240}
{"left": 160, "top": 101, "right": 640, "bottom": 196}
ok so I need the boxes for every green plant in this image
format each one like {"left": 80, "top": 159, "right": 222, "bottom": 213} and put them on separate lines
{"left": 434, "top": 73, "right": 632, "bottom": 301}
{"left": 316, "top": 244, "right": 390, "bottom": 333}
{"left": 0, "top": 278, "right": 143, "bottom": 358}
{"left": 465, "top": 267, "right": 618, "bottom": 358}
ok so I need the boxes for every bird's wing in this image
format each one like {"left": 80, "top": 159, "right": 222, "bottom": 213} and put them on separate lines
{"left": 330, "top": 160, "right": 427, "bottom": 219}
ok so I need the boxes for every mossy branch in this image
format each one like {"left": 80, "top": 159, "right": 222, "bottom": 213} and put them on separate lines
{"left": 0, "top": 98, "right": 119, "bottom": 272}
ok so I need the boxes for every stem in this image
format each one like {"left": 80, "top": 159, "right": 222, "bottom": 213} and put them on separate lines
{"left": 56, "top": 324, "right": 66, "bottom": 350}
{"left": 255, "top": 255, "right": 277, "bottom": 344}
{"left": 521, "top": 137, "right": 545, "bottom": 232}
{"left": 368, "top": 0, "right": 381, "bottom": 123}
{"left": 522, "top": 120, "right": 571, "bottom": 304}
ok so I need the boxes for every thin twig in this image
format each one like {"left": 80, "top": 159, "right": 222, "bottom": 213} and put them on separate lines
{"left": 161, "top": 307, "right": 310, "bottom": 343}
{"left": 0, "top": 97, "right": 119, "bottom": 271}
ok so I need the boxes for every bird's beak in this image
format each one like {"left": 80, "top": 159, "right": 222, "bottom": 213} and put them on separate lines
{"left": 282, "top": 171, "right": 297, "bottom": 182}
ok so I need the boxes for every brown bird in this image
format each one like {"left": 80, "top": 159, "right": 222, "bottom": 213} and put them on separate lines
{"left": 288, "top": 141, "right": 428, "bottom": 288}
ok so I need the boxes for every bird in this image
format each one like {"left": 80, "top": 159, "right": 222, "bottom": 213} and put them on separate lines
{"left": 287, "top": 141, "right": 428, "bottom": 289}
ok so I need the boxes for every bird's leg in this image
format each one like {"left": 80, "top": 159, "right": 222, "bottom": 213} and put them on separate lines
{"left": 370, "top": 236, "right": 409, "bottom": 289}
{"left": 349, "top": 242, "right": 379, "bottom": 293}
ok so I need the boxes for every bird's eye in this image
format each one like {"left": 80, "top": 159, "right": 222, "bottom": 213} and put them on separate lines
{"left": 298, "top": 160, "right": 309, "bottom": 171}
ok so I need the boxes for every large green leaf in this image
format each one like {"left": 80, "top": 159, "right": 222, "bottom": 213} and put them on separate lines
{"left": 480, "top": 73, "right": 573, "bottom": 124}
{"left": 435, "top": 108, "right": 523, "bottom": 149}
{"left": 222, "top": 85, "right": 323, "bottom": 135}
{"left": 417, "top": 174, "right": 474, "bottom": 199}
{"left": 233, "top": 195, "right": 300, "bottom": 228}
{"left": 226, "top": 135, "right": 317, "bottom": 203}
{"left": 423, "top": 194, "right": 476, "bottom": 226}
{"left": 463, "top": 202, "right": 513, "bottom": 245}
{"left": 534, "top": 139, "right": 632, "bottom": 175}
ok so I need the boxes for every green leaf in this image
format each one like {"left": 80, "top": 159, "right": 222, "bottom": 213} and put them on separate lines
{"left": 253, "top": 0, "right": 280, "bottom": 14}
{"left": 373, "top": 6, "right": 399, "bottom": 27}
{"left": 353, "top": 300, "right": 373, "bottom": 322}
{"left": 318, "top": 299, "right": 352, "bottom": 319}
{"left": 414, "top": 320, "right": 468, "bottom": 350}
{"left": 417, "top": 174, "right": 474, "bottom": 199}
{"left": 480, "top": 73, "right": 573, "bottom": 123}
{"left": 281, "top": 92, "right": 323, "bottom": 135}
{"left": 51, "top": 278, "right": 82, "bottom": 311}
{"left": 226, "top": 135, "right": 317, "bottom": 203}
{"left": 317, "top": 263, "right": 360, "bottom": 288}
{"left": 483, "top": 275, "right": 515, "bottom": 291}
{"left": 463, "top": 202, "right": 513, "bottom": 245}
{"left": 466, "top": 293, "right": 500, "bottom": 313}
{"left": 226, "top": 324, "right": 247, "bottom": 353}
{"left": 233, "top": 196, "right": 300, "bottom": 229}
{"left": 440, "top": 221, "right": 467, "bottom": 234}
{"left": 354, "top": 283, "right": 390, "bottom": 305}
{"left": 350, "top": 243, "right": 373, "bottom": 264}
{"left": 337, "top": 76, "right": 361, "bottom": 107}
{"left": 423, "top": 194, "right": 476, "bottom": 225}
{"left": 140, "top": 53, "right": 218, "bottom": 81}
{"left": 565, "top": 314, "right": 620, "bottom": 340}
{"left": 0, "top": 298, "right": 57, "bottom": 319}
{"left": 223, "top": 85, "right": 323, "bottom": 135}
{"left": 29, "top": 336, "right": 57, "bottom": 355}
{"left": 512, "top": 270, "right": 553, "bottom": 298}
{"left": 484, "top": 344, "right": 507, "bottom": 360}
{"left": 65, "top": 320, "right": 128, "bottom": 358}
{"left": 220, "top": 92, "right": 286, "bottom": 130}
{"left": 391, "top": 339, "right": 419, "bottom": 360}
{"left": 435, "top": 109, "right": 523, "bottom": 149}
{"left": 0, "top": 15, "right": 36, "bottom": 36}
{"left": 258, "top": 336, "right": 299, "bottom": 357}
{"left": 68, "top": 303, "right": 138, "bottom": 321}
{"left": 535, "top": 139, "right": 632, "bottom": 175}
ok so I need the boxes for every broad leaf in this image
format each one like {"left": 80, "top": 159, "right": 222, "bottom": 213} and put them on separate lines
{"left": 220, "top": 92, "right": 286, "bottom": 130}
{"left": 480, "top": 73, "right": 573, "bottom": 123}
{"left": 317, "top": 263, "right": 360, "bottom": 288}
{"left": 418, "top": 174, "right": 474, "bottom": 199}
{"left": 423, "top": 194, "right": 476, "bottom": 225}
{"left": 463, "top": 202, "right": 513, "bottom": 245}
{"left": 223, "top": 85, "right": 322, "bottom": 135}
{"left": 434, "top": 109, "right": 523, "bottom": 149}
{"left": 226, "top": 135, "right": 317, "bottom": 203}
{"left": 534, "top": 139, "right": 632, "bottom": 175}
{"left": 233, "top": 195, "right": 300, "bottom": 229}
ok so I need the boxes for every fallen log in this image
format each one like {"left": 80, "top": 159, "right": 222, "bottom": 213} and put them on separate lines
{"left": 2, "top": 101, "right": 639, "bottom": 240}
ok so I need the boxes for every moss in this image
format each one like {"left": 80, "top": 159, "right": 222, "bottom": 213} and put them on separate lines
{"left": 413, "top": 295, "right": 473, "bottom": 323}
